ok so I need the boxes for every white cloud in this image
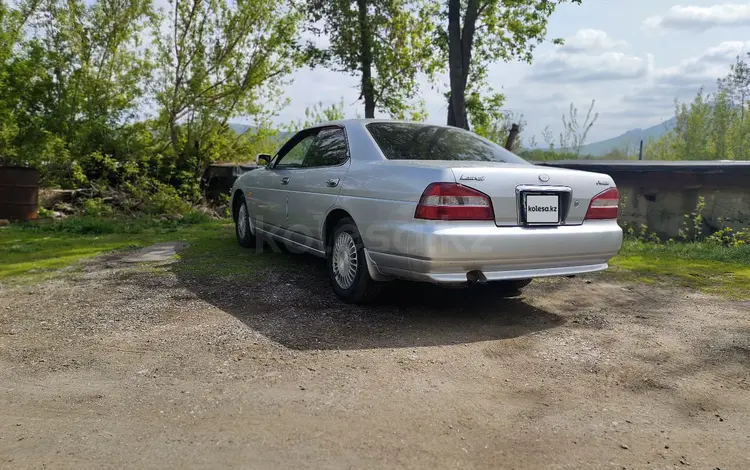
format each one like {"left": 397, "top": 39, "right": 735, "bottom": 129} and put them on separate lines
{"left": 622, "top": 84, "right": 695, "bottom": 108}
{"left": 645, "top": 3, "right": 750, "bottom": 31}
{"left": 516, "top": 37, "right": 750, "bottom": 143}
{"left": 528, "top": 51, "right": 650, "bottom": 83}
{"left": 525, "top": 29, "right": 645, "bottom": 83}
{"left": 561, "top": 29, "right": 628, "bottom": 53}
{"left": 618, "top": 40, "right": 750, "bottom": 123}
{"left": 700, "top": 40, "right": 750, "bottom": 63}
{"left": 653, "top": 40, "right": 750, "bottom": 86}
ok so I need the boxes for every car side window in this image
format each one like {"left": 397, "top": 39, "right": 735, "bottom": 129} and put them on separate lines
{"left": 275, "top": 133, "right": 317, "bottom": 169}
{"left": 302, "top": 128, "right": 348, "bottom": 168}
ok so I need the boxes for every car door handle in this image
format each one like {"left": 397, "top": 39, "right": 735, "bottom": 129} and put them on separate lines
{"left": 326, "top": 178, "right": 340, "bottom": 188}
{"left": 280, "top": 177, "right": 290, "bottom": 185}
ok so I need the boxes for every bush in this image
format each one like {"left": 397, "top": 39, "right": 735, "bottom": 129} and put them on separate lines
{"left": 623, "top": 223, "right": 662, "bottom": 243}
{"left": 181, "top": 210, "right": 213, "bottom": 225}
{"left": 706, "top": 226, "right": 750, "bottom": 248}
{"left": 145, "top": 183, "right": 192, "bottom": 216}
{"left": 82, "top": 197, "right": 115, "bottom": 217}
{"left": 677, "top": 196, "right": 706, "bottom": 242}
{"left": 37, "top": 206, "right": 54, "bottom": 218}
{"left": 622, "top": 196, "right": 750, "bottom": 248}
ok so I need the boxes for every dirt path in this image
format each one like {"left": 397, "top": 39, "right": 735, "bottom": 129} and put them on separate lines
{"left": 1, "top": 253, "right": 749, "bottom": 469}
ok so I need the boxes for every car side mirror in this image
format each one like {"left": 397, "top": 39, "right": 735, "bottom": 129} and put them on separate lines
{"left": 256, "top": 153, "right": 271, "bottom": 166}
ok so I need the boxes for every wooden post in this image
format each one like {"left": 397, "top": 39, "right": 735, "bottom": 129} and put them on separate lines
{"left": 639, "top": 140, "right": 644, "bottom": 160}
{"left": 505, "top": 124, "right": 520, "bottom": 151}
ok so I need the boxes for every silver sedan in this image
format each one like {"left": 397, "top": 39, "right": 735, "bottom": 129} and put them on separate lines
{"left": 230, "top": 119, "right": 623, "bottom": 303}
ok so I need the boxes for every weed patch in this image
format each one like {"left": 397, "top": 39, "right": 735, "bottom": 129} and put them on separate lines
{"left": 608, "top": 240, "right": 750, "bottom": 298}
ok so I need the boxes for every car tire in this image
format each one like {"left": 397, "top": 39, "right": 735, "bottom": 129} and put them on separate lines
{"left": 327, "top": 218, "right": 382, "bottom": 304}
{"left": 235, "top": 199, "right": 256, "bottom": 248}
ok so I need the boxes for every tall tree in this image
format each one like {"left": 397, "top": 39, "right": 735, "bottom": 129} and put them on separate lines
{"left": 155, "top": 0, "right": 303, "bottom": 183}
{"left": 0, "top": 0, "right": 40, "bottom": 165}
{"left": 305, "top": 0, "right": 436, "bottom": 118}
{"left": 438, "top": 0, "right": 581, "bottom": 130}
{"left": 35, "top": 0, "right": 158, "bottom": 133}
{"left": 711, "top": 89, "right": 732, "bottom": 160}
{"left": 717, "top": 53, "right": 750, "bottom": 159}
{"left": 0, "top": 0, "right": 37, "bottom": 69}
{"left": 671, "top": 89, "right": 712, "bottom": 160}
{"left": 1, "top": 0, "right": 156, "bottom": 172}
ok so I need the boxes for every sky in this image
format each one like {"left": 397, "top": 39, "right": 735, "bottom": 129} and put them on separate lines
{"left": 274, "top": 1, "right": 750, "bottom": 145}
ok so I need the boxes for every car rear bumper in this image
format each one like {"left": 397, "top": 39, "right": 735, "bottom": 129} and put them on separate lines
{"left": 364, "top": 219, "right": 623, "bottom": 284}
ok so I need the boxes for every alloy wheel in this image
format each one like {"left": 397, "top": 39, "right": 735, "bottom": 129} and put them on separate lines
{"left": 332, "top": 231, "right": 358, "bottom": 289}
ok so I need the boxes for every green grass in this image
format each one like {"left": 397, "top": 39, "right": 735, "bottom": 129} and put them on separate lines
{"left": 171, "top": 227, "right": 293, "bottom": 281}
{"left": 0, "top": 215, "right": 224, "bottom": 282}
{"left": 609, "top": 240, "right": 750, "bottom": 298}
{"left": 0, "top": 215, "right": 297, "bottom": 285}
{"left": 2, "top": 218, "right": 749, "bottom": 299}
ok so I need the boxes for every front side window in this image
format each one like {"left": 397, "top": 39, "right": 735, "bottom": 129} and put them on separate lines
{"left": 366, "top": 122, "right": 528, "bottom": 164}
{"left": 274, "top": 127, "right": 349, "bottom": 169}
{"left": 275, "top": 133, "right": 316, "bottom": 169}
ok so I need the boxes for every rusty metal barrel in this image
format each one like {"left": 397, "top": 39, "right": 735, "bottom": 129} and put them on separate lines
{"left": 0, "top": 166, "right": 39, "bottom": 220}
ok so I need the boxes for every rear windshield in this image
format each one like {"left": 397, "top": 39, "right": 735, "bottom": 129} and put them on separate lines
{"left": 366, "top": 122, "right": 528, "bottom": 164}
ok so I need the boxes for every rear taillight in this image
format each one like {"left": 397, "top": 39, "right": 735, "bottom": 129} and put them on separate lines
{"left": 585, "top": 187, "right": 619, "bottom": 220}
{"left": 415, "top": 183, "right": 493, "bottom": 220}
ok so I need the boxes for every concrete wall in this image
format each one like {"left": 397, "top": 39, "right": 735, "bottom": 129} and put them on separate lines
{"left": 540, "top": 161, "right": 750, "bottom": 238}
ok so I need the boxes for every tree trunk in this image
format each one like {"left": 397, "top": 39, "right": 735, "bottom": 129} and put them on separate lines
{"left": 169, "top": 118, "right": 179, "bottom": 154}
{"left": 357, "top": 0, "right": 375, "bottom": 118}
{"left": 446, "top": 0, "right": 466, "bottom": 129}
{"left": 505, "top": 123, "right": 520, "bottom": 151}
{"left": 446, "top": 0, "right": 479, "bottom": 130}
{"left": 447, "top": 100, "right": 456, "bottom": 127}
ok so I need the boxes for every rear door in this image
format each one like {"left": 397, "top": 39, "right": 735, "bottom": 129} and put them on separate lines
{"left": 285, "top": 126, "right": 350, "bottom": 253}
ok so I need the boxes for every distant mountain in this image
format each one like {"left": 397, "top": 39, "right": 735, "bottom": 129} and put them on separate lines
{"left": 580, "top": 117, "right": 676, "bottom": 157}
{"left": 229, "top": 123, "right": 252, "bottom": 135}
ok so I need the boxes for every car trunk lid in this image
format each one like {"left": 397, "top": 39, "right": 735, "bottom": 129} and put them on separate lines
{"left": 445, "top": 162, "right": 614, "bottom": 226}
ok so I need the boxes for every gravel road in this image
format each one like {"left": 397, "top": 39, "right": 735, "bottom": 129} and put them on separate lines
{"left": 1, "top": 250, "right": 749, "bottom": 469}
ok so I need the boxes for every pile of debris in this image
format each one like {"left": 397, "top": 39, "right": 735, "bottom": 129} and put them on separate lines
{"left": 38, "top": 189, "right": 86, "bottom": 219}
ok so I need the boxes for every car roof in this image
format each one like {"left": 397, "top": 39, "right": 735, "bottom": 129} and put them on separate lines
{"left": 312, "top": 118, "right": 450, "bottom": 130}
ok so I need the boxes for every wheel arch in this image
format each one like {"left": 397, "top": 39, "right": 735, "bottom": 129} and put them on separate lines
{"left": 322, "top": 208, "right": 353, "bottom": 248}
{"left": 322, "top": 207, "right": 392, "bottom": 283}
{"left": 231, "top": 189, "right": 245, "bottom": 222}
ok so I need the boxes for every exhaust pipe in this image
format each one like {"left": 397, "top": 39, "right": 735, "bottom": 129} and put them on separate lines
{"left": 466, "top": 270, "right": 488, "bottom": 284}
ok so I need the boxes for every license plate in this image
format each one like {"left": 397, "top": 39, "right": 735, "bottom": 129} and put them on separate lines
{"left": 525, "top": 194, "right": 560, "bottom": 224}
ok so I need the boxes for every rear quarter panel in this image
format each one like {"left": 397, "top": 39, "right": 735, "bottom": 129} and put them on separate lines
{"left": 333, "top": 122, "right": 456, "bottom": 256}
{"left": 335, "top": 162, "right": 457, "bottom": 257}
